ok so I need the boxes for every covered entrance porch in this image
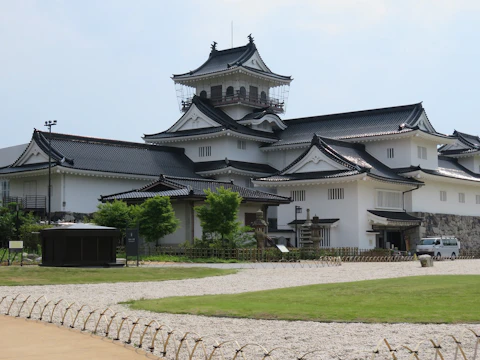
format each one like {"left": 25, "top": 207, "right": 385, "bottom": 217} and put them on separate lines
{"left": 367, "top": 210, "right": 422, "bottom": 252}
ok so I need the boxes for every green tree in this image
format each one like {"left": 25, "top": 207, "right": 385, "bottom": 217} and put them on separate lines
{"left": 195, "top": 187, "right": 251, "bottom": 248}
{"left": 0, "top": 203, "right": 39, "bottom": 247}
{"left": 92, "top": 200, "right": 139, "bottom": 238}
{"left": 138, "top": 196, "right": 179, "bottom": 244}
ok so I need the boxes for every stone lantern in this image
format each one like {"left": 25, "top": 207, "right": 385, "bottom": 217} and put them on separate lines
{"left": 311, "top": 215, "right": 322, "bottom": 249}
{"left": 252, "top": 209, "right": 268, "bottom": 249}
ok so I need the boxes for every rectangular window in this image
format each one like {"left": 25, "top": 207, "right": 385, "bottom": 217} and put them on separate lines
{"left": 376, "top": 189, "right": 402, "bottom": 209}
{"left": 476, "top": 195, "right": 480, "bottom": 204}
{"left": 290, "top": 190, "right": 305, "bottom": 202}
{"left": 387, "top": 148, "right": 394, "bottom": 159}
{"left": 417, "top": 146, "right": 427, "bottom": 160}
{"left": 198, "top": 146, "right": 211, "bottom": 157}
{"left": 237, "top": 140, "right": 246, "bottom": 150}
{"left": 440, "top": 191, "right": 447, "bottom": 202}
{"left": 249, "top": 86, "right": 258, "bottom": 101}
{"left": 328, "top": 188, "right": 344, "bottom": 200}
{"left": 459, "top": 193, "right": 465, "bottom": 203}
{"left": 0, "top": 180, "right": 9, "bottom": 204}
{"left": 210, "top": 85, "right": 222, "bottom": 100}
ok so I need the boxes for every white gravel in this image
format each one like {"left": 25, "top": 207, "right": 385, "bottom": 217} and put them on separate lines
{"left": 1, "top": 260, "right": 480, "bottom": 359}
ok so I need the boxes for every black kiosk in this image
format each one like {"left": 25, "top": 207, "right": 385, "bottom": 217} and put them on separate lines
{"left": 40, "top": 224, "right": 121, "bottom": 267}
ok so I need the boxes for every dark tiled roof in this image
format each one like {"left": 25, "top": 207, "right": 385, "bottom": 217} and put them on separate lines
{"left": 3, "top": 130, "right": 201, "bottom": 178}
{"left": 395, "top": 156, "right": 480, "bottom": 182}
{"left": 195, "top": 159, "right": 277, "bottom": 174}
{"left": 368, "top": 210, "right": 422, "bottom": 222}
{"left": 240, "top": 108, "right": 284, "bottom": 122}
{"left": 101, "top": 175, "right": 291, "bottom": 204}
{"left": 266, "top": 103, "right": 431, "bottom": 148}
{"left": 0, "top": 162, "right": 50, "bottom": 174}
{"left": 288, "top": 219, "right": 339, "bottom": 225}
{"left": 144, "top": 96, "right": 279, "bottom": 141}
{"left": 172, "top": 42, "right": 290, "bottom": 81}
{"left": 256, "top": 135, "right": 422, "bottom": 185}
{"left": 439, "top": 130, "right": 480, "bottom": 155}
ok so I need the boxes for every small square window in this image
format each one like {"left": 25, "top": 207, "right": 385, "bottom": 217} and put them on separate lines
{"left": 459, "top": 193, "right": 465, "bottom": 203}
{"left": 387, "top": 148, "right": 394, "bottom": 159}
{"left": 237, "top": 140, "right": 246, "bottom": 150}
{"left": 290, "top": 190, "right": 305, "bottom": 202}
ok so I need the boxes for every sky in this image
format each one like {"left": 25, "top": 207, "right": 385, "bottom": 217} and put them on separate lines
{"left": 1, "top": 0, "right": 480, "bottom": 148}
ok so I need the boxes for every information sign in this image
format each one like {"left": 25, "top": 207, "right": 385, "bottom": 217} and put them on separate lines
{"left": 126, "top": 229, "right": 139, "bottom": 257}
{"left": 9, "top": 241, "right": 24, "bottom": 252}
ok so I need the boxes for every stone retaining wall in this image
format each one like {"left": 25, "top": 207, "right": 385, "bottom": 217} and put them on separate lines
{"left": 412, "top": 212, "right": 480, "bottom": 250}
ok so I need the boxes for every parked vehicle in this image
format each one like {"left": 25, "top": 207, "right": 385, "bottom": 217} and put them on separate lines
{"left": 416, "top": 237, "right": 460, "bottom": 259}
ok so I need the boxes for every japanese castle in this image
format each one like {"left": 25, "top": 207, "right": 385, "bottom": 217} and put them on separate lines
{"left": 1, "top": 35, "right": 480, "bottom": 251}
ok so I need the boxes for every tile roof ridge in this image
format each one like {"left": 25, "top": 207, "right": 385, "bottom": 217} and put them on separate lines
{"left": 36, "top": 130, "right": 186, "bottom": 153}
{"left": 283, "top": 102, "right": 423, "bottom": 124}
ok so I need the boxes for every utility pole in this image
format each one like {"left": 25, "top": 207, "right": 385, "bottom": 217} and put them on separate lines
{"left": 44, "top": 120, "right": 57, "bottom": 224}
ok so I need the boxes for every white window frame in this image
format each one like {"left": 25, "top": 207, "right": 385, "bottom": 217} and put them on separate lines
{"left": 198, "top": 146, "right": 211, "bottom": 157}
{"left": 290, "top": 190, "right": 306, "bottom": 202}
{"left": 387, "top": 148, "right": 394, "bottom": 159}
{"left": 376, "top": 189, "right": 403, "bottom": 210}
{"left": 417, "top": 146, "right": 427, "bottom": 160}
{"left": 440, "top": 190, "right": 447, "bottom": 202}
{"left": 458, "top": 192, "right": 465, "bottom": 203}
{"left": 328, "top": 188, "right": 344, "bottom": 200}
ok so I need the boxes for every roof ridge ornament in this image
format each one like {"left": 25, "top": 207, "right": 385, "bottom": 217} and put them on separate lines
{"left": 248, "top": 34, "right": 254, "bottom": 44}
{"left": 210, "top": 41, "right": 218, "bottom": 56}
{"left": 311, "top": 133, "right": 321, "bottom": 146}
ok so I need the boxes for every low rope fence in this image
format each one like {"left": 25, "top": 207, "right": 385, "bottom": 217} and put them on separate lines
{"left": 1, "top": 293, "right": 479, "bottom": 359}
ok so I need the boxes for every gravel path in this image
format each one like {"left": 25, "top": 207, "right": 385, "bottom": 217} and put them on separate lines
{"left": 1, "top": 260, "right": 479, "bottom": 359}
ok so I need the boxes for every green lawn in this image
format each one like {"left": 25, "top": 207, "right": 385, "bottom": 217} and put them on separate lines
{"left": 124, "top": 275, "right": 480, "bottom": 324}
{"left": 0, "top": 266, "right": 236, "bottom": 286}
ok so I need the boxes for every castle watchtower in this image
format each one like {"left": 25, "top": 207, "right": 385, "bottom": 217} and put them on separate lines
{"left": 172, "top": 35, "right": 292, "bottom": 120}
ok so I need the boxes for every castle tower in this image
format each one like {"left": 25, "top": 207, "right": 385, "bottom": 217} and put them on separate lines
{"left": 172, "top": 35, "right": 292, "bottom": 121}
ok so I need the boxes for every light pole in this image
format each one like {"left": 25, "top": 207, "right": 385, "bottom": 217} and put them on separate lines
{"left": 44, "top": 120, "right": 57, "bottom": 224}
{"left": 294, "top": 205, "right": 302, "bottom": 247}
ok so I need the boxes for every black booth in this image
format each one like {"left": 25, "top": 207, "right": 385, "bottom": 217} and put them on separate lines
{"left": 40, "top": 224, "right": 121, "bottom": 267}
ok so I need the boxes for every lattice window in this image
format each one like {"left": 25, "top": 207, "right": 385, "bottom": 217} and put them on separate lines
{"left": 290, "top": 190, "right": 305, "bottom": 202}
{"left": 387, "top": 148, "right": 394, "bottom": 159}
{"left": 440, "top": 191, "right": 447, "bottom": 202}
{"left": 376, "top": 189, "right": 402, "bottom": 209}
{"left": 459, "top": 193, "right": 465, "bottom": 203}
{"left": 198, "top": 146, "right": 211, "bottom": 157}
{"left": 237, "top": 140, "right": 246, "bottom": 150}
{"left": 328, "top": 188, "right": 344, "bottom": 200}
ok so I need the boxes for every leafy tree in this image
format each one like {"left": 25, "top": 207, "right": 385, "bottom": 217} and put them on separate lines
{"left": 92, "top": 200, "right": 139, "bottom": 238}
{"left": 0, "top": 203, "right": 38, "bottom": 247}
{"left": 137, "top": 196, "right": 179, "bottom": 244}
{"left": 195, "top": 187, "right": 251, "bottom": 248}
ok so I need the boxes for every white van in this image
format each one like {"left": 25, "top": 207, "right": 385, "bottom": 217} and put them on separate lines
{"left": 416, "top": 237, "right": 460, "bottom": 259}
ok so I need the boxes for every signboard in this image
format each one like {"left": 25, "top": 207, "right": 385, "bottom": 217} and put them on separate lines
{"left": 126, "top": 229, "right": 139, "bottom": 257}
{"left": 9, "top": 241, "right": 24, "bottom": 251}
{"left": 276, "top": 244, "right": 289, "bottom": 253}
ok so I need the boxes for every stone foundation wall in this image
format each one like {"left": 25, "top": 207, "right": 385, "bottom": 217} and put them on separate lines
{"left": 412, "top": 212, "right": 480, "bottom": 250}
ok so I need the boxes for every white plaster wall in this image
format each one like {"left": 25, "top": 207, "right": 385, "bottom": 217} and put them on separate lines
{"left": 364, "top": 138, "right": 412, "bottom": 168}
{"left": 222, "top": 105, "right": 255, "bottom": 120}
{"left": 160, "top": 202, "right": 189, "bottom": 246}
{"left": 62, "top": 174, "right": 151, "bottom": 213}
{"left": 410, "top": 138, "right": 439, "bottom": 170}
{"left": 275, "top": 182, "right": 360, "bottom": 248}
{"left": 458, "top": 156, "right": 480, "bottom": 174}
{"left": 266, "top": 148, "right": 306, "bottom": 170}
{"left": 411, "top": 179, "right": 480, "bottom": 216}
{"left": 179, "top": 137, "right": 266, "bottom": 164}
